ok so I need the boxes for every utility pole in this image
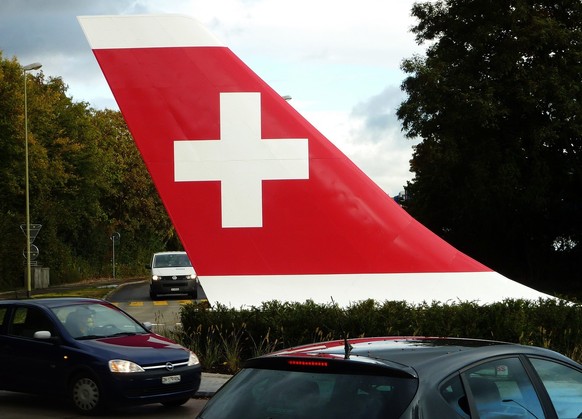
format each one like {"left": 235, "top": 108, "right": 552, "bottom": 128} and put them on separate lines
{"left": 111, "top": 232, "right": 120, "bottom": 279}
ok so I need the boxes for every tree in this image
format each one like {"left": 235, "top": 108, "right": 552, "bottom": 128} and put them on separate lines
{"left": 397, "top": 0, "right": 582, "bottom": 293}
{"left": 92, "top": 109, "right": 180, "bottom": 271}
{"left": 0, "top": 52, "right": 178, "bottom": 289}
{"left": 0, "top": 55, "right": 29, "bottom": 286}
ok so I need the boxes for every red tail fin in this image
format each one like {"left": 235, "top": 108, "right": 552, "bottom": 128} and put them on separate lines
{"left": 78, "top": 15, "right": 551, "bottom": 306}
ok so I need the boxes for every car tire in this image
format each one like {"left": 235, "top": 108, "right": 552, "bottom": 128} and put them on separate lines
{"left": 162, "top": 397, "right": 190, "bottom": 408}
{"left": 150, "top": 292, "right": 157, "bottom": 300}
{"left": 70, "top": 373, "right": 104, "bottom": 415}
{"left": 189, "top": 291, "right": 197, "bottom": 300}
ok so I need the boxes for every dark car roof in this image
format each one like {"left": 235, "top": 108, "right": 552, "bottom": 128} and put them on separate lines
{"left": 251, "top": 336, "right": 578, "bottom": 379}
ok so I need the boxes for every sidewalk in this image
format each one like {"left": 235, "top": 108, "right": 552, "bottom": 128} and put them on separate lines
{"left": 196, "top": 372, "right": 232, "bottom": 397}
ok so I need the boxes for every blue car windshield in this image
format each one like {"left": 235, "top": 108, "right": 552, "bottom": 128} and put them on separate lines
{"left": 51, "top": 303, "right": 147, "bottom": 339}
{"left": 199, "top": 367, "right": 418, "bottom": 419}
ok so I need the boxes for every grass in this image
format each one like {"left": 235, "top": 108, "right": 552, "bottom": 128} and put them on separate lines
{"left": 0, "top": 280, "right": 125, "bottom": 301}
{"left": 31, "top": 287, "right": 114, "bottom": 299}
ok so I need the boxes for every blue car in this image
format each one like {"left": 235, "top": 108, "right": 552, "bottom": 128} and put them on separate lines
{"left": 0, "top": 297, "right": 201, "bottom": 414}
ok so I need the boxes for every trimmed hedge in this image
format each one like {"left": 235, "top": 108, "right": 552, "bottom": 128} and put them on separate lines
{"left": 178, "top": 299, "right": 582, "bottom": 373}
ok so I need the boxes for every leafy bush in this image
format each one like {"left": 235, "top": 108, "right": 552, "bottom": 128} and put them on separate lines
{"left": 177, "top": 299, "right": 582, "bottom": 373}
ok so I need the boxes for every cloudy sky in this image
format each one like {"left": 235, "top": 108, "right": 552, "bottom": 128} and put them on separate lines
{"left": 0, "top": 0, "right": 426, "bottom": 196}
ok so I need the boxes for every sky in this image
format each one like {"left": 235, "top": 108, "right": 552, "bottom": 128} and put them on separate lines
{"left": 0, "top": 0, "right": 426, "bottom": 196}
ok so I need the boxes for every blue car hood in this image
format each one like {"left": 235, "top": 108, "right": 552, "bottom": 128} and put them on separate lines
{"left": 77, "top": 333, "right": 190, "bottom": 364}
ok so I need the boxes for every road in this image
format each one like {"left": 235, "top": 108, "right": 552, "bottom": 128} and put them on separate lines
{"left": 0, "top": 391, "right": 208, "bottom": 418}
{"left": 106, "top": 280, "right": 207, "bottom": 329}
{"left": 107, "top": 281, "right": 188, "bottom": 327}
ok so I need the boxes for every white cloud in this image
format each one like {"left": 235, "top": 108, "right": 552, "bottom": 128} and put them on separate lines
{"left": 0, "top": 0, "right": 424, "bottom": 195}
{"left": 298, "top": 86, "right": 419, "bottom": 196}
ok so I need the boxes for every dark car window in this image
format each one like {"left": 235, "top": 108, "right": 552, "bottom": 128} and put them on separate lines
{"left": 529, "top": 358, "right": 582, "bottom": 418}
{"left": 464, "top": 357, "right": 545, "bottom": 418}
{"left": 200, "top": 367, "right": 417, "bottom": 419}
{"left": 8, "top": 307, "right": 55, "bottom": 338}
{"left": 441, "top": 375, "right": 470, "bottom": 417}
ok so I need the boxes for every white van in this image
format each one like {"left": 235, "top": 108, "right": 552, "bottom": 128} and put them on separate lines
{"left": 146, "top": 251, "right": 198, "bottom": 300}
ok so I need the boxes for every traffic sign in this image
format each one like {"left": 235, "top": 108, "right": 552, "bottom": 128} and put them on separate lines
{"left": 23, "top": 244, "right": 39, "bottom": 260}
{"left": 20, "top": 224, "right": 42, "bottom": 243}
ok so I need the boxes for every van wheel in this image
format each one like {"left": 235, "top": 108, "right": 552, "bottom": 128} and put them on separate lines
{"left": 70, "top": 374, "right": 103, "bottom": 414}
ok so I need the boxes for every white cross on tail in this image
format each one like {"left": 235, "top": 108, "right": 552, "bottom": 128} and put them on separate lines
{"left": 174, "top": 92, "right": 309, "bottom": 228}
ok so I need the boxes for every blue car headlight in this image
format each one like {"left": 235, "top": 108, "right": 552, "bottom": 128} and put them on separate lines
{"left": 109, "top": 359, "right": 145, "bottom": 373}
{"left": 188, "top": 351, "right": 200, "bottom": 366}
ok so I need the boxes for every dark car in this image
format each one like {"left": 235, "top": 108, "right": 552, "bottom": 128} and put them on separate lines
{"left": 0, "top": 297, "right": 201, "bottom": 414}
{"left": 197, "top": 336, "right": 582, "bottom": 418}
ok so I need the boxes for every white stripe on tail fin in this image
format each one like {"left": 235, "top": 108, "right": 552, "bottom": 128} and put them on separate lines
{"left": 78, "top": 15, "right": 552, "bottom": 307}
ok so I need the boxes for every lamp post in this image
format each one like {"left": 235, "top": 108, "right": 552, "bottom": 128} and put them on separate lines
{"left": 111, "top": 232, "right": 120, "bottom": 279}
{"left": 23, "top": 62, "right": 42, "bottom": 298}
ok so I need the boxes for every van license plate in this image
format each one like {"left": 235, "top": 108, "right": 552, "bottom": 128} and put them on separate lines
{"left": 171, "top": 288, "right": 179, "bottom": 291}
{"left": 162, "top": 375, "right": 181, "bottom": 384}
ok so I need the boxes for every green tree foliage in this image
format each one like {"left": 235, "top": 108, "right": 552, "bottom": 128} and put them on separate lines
{"left": 397, "top": 0, "right": 582, "bottom": 293}
{"left": 0, "top": 52, "right": 176, "bottom": 289}
{"left": 91, "top": 110, "right": 180, "bottom": 272}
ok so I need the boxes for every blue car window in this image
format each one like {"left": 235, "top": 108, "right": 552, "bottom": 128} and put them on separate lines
{"left": 9, "top": 307, "right": 54, "bottom": 338}
{"left": 0, "top": 307, "right": 7, "bottom": 330}
{"left": 464, "top": 357, "right": 545, "bottom": 418}
{"left": 529, "top": 358, "right": 582, "bottom": 418}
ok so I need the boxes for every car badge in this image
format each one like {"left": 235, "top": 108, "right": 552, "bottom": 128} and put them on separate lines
{"left": 172, "top": 275, "right": 177, "bottom": 280}
{"left": 165, "top": 362, "right": 174, "bottom": 371}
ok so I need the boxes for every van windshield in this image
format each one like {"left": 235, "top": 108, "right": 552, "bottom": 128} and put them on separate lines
{"left": 153, "top": 253, "right": 192, "bottom": 268}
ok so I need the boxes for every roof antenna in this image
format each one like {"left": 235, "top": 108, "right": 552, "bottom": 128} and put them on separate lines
{"left": 331, "top": 297, "right": 353, "bottom": 359}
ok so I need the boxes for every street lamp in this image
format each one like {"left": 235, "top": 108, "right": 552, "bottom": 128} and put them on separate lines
{"left": 23, "top": 62, "right": 42, "bottom": 298}
{"left": 111, "top": 232, "right": 120, "bottom": 280}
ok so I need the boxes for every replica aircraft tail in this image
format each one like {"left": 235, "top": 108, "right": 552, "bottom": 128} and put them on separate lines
{"left": 78, "top": 15, "right": 553, "bottom": 307}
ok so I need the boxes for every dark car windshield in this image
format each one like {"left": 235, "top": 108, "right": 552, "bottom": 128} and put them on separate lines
{"left": 199, "top": 367, "right": 418, "bottom": 419}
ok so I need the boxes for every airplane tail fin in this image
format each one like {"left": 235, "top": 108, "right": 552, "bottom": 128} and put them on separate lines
{"left": 78, "top": 15, "right": 553, "bottom": 306}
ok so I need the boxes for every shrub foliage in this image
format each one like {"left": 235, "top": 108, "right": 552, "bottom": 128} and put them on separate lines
{"left": 179, "top": 299, "right": 582, "bottom": 373}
